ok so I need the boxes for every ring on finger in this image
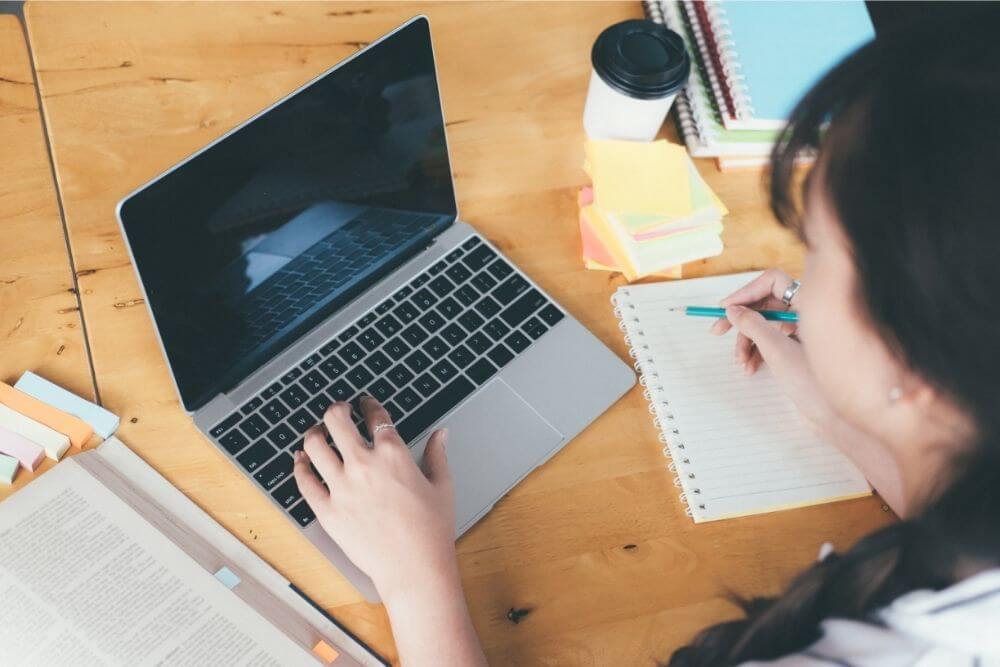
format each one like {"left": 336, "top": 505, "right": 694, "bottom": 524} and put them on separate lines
{"left": 372, "top": 422, "right": 396, "bottom": 435}
{"left": 781, "top": 279, "right": 801, "bottom": 308}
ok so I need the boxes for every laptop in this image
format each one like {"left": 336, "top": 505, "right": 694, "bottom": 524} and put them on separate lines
{"left": 117, "top": 16, "right": 634, "bottom": 600}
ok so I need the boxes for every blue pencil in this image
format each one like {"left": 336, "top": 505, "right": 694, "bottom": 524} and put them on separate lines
{"left": 670, "top": 305, "right": 799, "bottom": 322}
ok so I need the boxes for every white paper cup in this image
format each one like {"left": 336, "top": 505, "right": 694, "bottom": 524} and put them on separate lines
{"left": 583, "top": 20, "right": 690, "bottom": 142}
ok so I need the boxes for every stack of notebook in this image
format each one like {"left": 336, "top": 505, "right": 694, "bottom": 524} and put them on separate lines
{"left": 644, "top": 0, "right": 874, "bottom": 170}
{"left": 579, "top": 139, "right": 727, "bottom": 281}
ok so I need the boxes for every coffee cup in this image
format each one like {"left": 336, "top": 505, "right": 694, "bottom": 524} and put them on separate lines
{"left": 583, "top": 19, "right": 690, "bottom": 142}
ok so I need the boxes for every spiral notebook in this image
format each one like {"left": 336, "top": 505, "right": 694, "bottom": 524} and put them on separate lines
{"left": 612, "top": 273, "right": 870, "bottom": 522}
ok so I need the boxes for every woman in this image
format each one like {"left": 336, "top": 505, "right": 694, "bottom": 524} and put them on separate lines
{"left": 292, "top": 18, "right": 1000, "bottom": 666}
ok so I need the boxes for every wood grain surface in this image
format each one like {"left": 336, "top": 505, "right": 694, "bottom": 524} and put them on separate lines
{"left": 0, "top": 14, "right": 95, "bottom": 493}
{"left": 21, "top": 3, "right": 894, "bottom": 664}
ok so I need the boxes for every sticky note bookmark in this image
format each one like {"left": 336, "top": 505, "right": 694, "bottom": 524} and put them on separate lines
{"left": 0, "top": 453, "right": 18, "bottom": 485}
{"left": 213, "top": 566, "right": 241, "bottom": 590}
{"left": 0, "top": 382, "right": 93, "bottom": 449}
{"left": 15, "top": 371, "right": 119, "bottom": 439}
{"left": 0, "top": 425, "right": 45, "bottom": 471}
{"left": 312, "top": 640, "right": 340, "bottom": 664}
{"left": 0, "top": 404, "right": 70, "bottom": 461}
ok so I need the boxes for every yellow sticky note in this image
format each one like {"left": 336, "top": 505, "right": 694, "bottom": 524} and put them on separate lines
{"left": 585, "top": 139, "right": 692, "bottom": 217}
{"left": 313, "top": 640, "right": 339, "bottom": 664}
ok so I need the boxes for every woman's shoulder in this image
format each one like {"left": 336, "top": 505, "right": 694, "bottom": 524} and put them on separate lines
{"left": 739, "top": 568, "right": 1000, "bottom": 666}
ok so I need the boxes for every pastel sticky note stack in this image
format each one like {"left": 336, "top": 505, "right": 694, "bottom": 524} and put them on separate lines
{"left": 0, "top": 425, "right": 45, "bottom": 471}
{"left": 580, "top": 139, "right": 727, "bottom": 281}
{"left": 0, "top": 404, "right": 70, "bottom": 461}
{"left": 15, "top": 371, "right": 119, "bottom": 439}
{"left": 0, "top": 382, "right": 93, "bottom": 449}
{"left": 0, "top": 453, "right": 18, "bottom": 485}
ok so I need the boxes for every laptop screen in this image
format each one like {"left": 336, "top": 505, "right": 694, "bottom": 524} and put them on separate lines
{"left": 119, "top": 18, "right": 456, "bottom": 411}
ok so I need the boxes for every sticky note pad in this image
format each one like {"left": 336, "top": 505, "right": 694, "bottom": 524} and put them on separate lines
{"left": 0, "top": 404, "right": 70, "bottom": 461}
{"left": 0, "top": 425, "right": 45, "bottom": 471}
{"left": 0, "top": 453, "right": 17, "bottom": 485}
{"left": 213, "top": 566, "right": 241, "bottom": 590}
{"left": 585, "top": 139, "right": 692, "bottom": 217}
{"left": 312, "top": 640, "right": 340, "bottom": 664}
{"left": 0, "top": 382, "right": 93, "bottom": 449}
{"left": 15, "top": 372, "right": 119, "bottom": 439}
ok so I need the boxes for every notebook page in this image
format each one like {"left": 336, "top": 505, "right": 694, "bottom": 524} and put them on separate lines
{"left": 616, "top": 273, "right": 869, "bottom": 522}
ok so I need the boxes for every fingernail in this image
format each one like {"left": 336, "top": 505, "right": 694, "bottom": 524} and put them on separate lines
{"left": 440, "top": 427, "right": 449, "bottom": 445}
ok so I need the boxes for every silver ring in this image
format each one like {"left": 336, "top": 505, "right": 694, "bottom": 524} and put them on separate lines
{"left": 781, "top": 279, "right": 801, "bottom": 307}
{"left": 372, "top": 423, "right": 396, "bottom": 435}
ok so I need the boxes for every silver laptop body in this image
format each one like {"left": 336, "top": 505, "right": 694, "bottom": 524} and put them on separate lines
{"left": 117, "top": 17, "right": 634, "bottom": 600}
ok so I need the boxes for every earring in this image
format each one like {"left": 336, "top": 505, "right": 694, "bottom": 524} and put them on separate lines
{"left": 888, "top": 387, "right": 902, "bottom": 404}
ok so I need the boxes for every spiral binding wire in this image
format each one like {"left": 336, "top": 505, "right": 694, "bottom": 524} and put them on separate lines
{"left": 612, "top": 290, "right": 705, "bottom": 519}
{"left": 703, "top": 1, "right": 755, "bottom": 120}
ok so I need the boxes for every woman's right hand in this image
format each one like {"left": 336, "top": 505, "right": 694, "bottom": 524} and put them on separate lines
{"left": 710, "top": 270, "right": 831, "bottom": 433}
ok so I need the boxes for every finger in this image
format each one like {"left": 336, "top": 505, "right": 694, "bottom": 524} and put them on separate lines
{"left": 293, "top": 449, "right": 330, "bottom": 506}
{"left": 359, "top": 395, "right": 405, "bottom": 449}
{"left": 745, "top": 348, "right": 765, "bottom": 375}
{"left": 735, "top": 332, "right": 755, "bottom": 364}
{"left": 720, "top": 269, "right": 793, "bottom": 307}
{"left": 778, "top": 321, "right": 798, "bottom": 337}
{"left": 711, "top": 317, "right": 732, "bottom": 335}
{"left": 726, "top": 306, "right": 800, "bottom": 369}
{"left": 323, "top": 402, "right": 368, "bottom": 462}
{"left": 303, "top": 425, "right": 342, "bottom": 481}
{"left": 421, "top": 428, "right": 452, "bottom": 485}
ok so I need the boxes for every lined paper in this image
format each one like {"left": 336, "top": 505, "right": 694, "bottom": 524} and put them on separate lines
{"left": 615, "top": 272, "right": 869, "bottom": 522}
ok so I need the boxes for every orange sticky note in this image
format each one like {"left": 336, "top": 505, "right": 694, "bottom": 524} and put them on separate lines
{"left": 312, "top": 640, "right": 339, "bottom": 664}
{"left": 0, "top": 383, "right": 93, "bottom": 449}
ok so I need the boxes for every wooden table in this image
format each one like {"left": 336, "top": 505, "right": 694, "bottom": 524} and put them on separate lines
{"left": 18, "top": 2, "right": 893, "bottom": 664}
{"left": 0, "top": 14, "right": 95, "bottom": 491}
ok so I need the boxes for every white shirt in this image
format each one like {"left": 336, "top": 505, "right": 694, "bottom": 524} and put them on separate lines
{"left": 743, "top": 568, "right": 1000, "bottom": 666}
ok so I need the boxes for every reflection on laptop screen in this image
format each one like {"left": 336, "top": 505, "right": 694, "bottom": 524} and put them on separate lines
{"left": 119, "top": 18, "right": 455, "bottom": 411}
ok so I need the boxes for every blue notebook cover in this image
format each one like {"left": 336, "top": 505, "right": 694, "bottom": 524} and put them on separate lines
{"left": 720, "top": 1, "right": 875, "bottom": 125}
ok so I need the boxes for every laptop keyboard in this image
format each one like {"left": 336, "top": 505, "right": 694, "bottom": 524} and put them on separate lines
{"left": 207, "top": 234, "right": 565, "bottom": 529}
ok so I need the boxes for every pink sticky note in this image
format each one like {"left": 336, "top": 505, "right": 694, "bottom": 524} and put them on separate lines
{"left": 0, "top": 424, "right": 45, "bottom": 472}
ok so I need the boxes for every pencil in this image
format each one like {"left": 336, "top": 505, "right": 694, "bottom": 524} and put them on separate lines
{"left": 669, "top": 306, "right": 799, "bottom": 323}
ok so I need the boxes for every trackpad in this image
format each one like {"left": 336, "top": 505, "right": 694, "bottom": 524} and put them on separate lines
{"left": 412, "top": 379, "right": 563, "bottom": 534}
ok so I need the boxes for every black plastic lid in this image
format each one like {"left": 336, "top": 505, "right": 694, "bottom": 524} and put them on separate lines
{"left": 591, "top": 19, "right": 690, "bottom": 100}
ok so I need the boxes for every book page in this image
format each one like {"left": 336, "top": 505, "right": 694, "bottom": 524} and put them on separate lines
{"left": 617, "top": 272, "right": 869, "bottom": 522}
{"left": 0, "top": 460, "right": 317, "bottom": 666}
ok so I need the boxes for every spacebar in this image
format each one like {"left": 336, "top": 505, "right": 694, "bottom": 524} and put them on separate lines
{"left": 397, "top": 376, "right": 476, "bottom": 444}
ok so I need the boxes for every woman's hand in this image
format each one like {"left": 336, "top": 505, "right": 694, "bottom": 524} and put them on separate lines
{"left": 293, "top": 397, "right": 456, "bottom": 601}
{"left": 293, "top": 397, "right": 487, "bottom": 666}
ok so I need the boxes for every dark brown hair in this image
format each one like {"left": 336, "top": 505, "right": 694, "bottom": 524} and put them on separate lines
{"left": 669, "top": 14, "right": 1000, "bottom": 666}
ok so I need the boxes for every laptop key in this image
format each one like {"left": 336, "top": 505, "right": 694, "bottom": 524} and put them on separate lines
{"left": 466, "top": 332, "right": 492, "bottom": 355}
{"left": 397, "top": 376, "right": 476, "bottom": 444}
{"left": 441, "top": 322, "right": 467, "bottom": 346}
{"left": 319, "top": 339, "right": 340, "bottom": 357}
{"left": 448, "top": 344, "right": 476, "bottom": 369}
{"left": 329, "top": 379, "right": 353, "bottom": 402}
{"left": 319, "top": 356, "right": 347, "bottom": 381}
{"left": 487, "top": 344, "right": 515, "bottom": 368}
{"left": 412, "top": 274, "right": 430, "bottom": 288}
{"left": 394, "top": 301, "right": 419, "bottom": 323}
{"left": 338, "top": 342, "right": 365, "bottom": 365}
{"left": 404, "top": 349, "right": 432, "bottom": 373}
{"left": 210, "top": 412, "right": 242, "bottom": 438}
{"left": 401, "top": 323, "right": 428, "bottom": 346}
{"left": 364, "top": 350, "right": 392, "bottom": 375}
{"left": 445, "top": 247, "right": 465, "bottom": 263}
{"left": 359, "top": 312, "right": 377, "bottom": 327}
{"left": 383, "top": 337, "right": 411, "bottom": 360}
{"left": 500, "top": 288, "right": 547, "bottom": 327}
{"left": 238, "top": 414, "right": 269, "bottom": 439}
{"left": 219, "top": 429, "right": 250, "bottom": 455}
{"left": 267, "top": 424, "right": 296, "bottom": 448}
{"left": 300, "top": 370, "right": 327, "bottom": 394}
{"left": 483, "top": 318, "right": 511, "bottom": 341}
{"left": 436, "top": 296, "right": 461, "bottom": 319}
{"left": 338, "top": 325, "right": 359, "bottom": 343}
{"left": 413, "top": 373, "right": 441, "bottom": 398}
{"left": 466, "top": 358, "right": 499, "bottom": 385}
{"left": 523, "top": 316, "right": 548, "bottom": 340}
{"left": 422, "top": 336, "right": 449, "bottom": 359}
{"left": 255, "top": 453, "right": 293, "bottom": 490}
{"left": 240, "top": 397, "right": 263, "bottom": 416}
{"left": 387, "top": 363, "right": 414, "bottom": 387}
{"left": 395, "top": 387, "right": 421, "bottom": 413}
{"left": 539, "top": 304, "right": 565, "bottom": 326}
{"left": 385, "top": 400, "right": 404, "bottom": 422}
{"left": 487, "top": 259, "right": 514, "bottom": 281}
{"left": 262, "top": 382, "right": 282, "bottom": 399}
{"left": 306, "top": 395, "right": 330, "bottom": 419}
{"left": 462, "top": 244, "right": 497, "bottom": 271}
{"left": 457, "top": 310, "right": 485, "bottom": 333}
{"left": 445, "top": 263, "right": 471, "bottom": 285}
{"left": 299, "top": 353, "right": 322, "bottom": 371}
{"left": 430, "top": 359, "right": 459, "bottom": 383}
{"left": 419, "top": 311, "right": 445, "bottom": 333}
{"left": 288, "top": 409, "right": 314, "bottom": 434}
{"left": 280, "top": 385, "right": 308, "bottom": 409}
{"left": 475, "top": 296, "right": 501, "bottom": 319}
{"left": 492, "top": 274, "right": 530, "bottom": 304}
{"left": 393, "top": 285, "right": 413, "bottom": 301}
{"left": 428, "top": 275, "right": 455, "bottom": 298}
{"left": 411, "top": 288, "right": 438, "bottom": 309}
{"left": 429, "top": 260, "right": 448, "bottom": 275}
{"left": 505, "top": 330, "right": 531, "bottom": 353}
{"left": 289, "top": 500, "right": 316, "bottom": 527}
{"left": 471, "top": 272, "right": 497, "bottom": 293}
{"left": 271, "top": 477, "right": 301, "bottom": 509}
{"left": 281, "top": 368, "right": 302, "bottom": 385}
{"left": 454, "top": 284, "right": 478, "bottom": 306}
{"left": 462, "top": 236, "right": 482, "bottom": 250}
{"left": 374, "top": 314, "right": 402, "bottom": 338}
{"left": 368, "top": 378, "right": 394, "bottom": 402}
{"left": 358, "top": 328, "right": 384, "bottom": 351}
{"left": 346, "top": 366, "right": 374, "bottom": 389}
{"left": 236, "top": 440, "right": 275, "bottom": 472}
{"left": 261, "top": 399, "right": 290, "bottom": 425}
{"left": 375, "top": 299, "right": 394, "bottom": 315}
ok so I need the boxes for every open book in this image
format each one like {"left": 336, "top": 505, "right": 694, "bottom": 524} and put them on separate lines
{"left": 0, "top": 437, "right": 385, "bottom": 666}
{"left": 613, "top": 272, "right": 870, "bottom": 522}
